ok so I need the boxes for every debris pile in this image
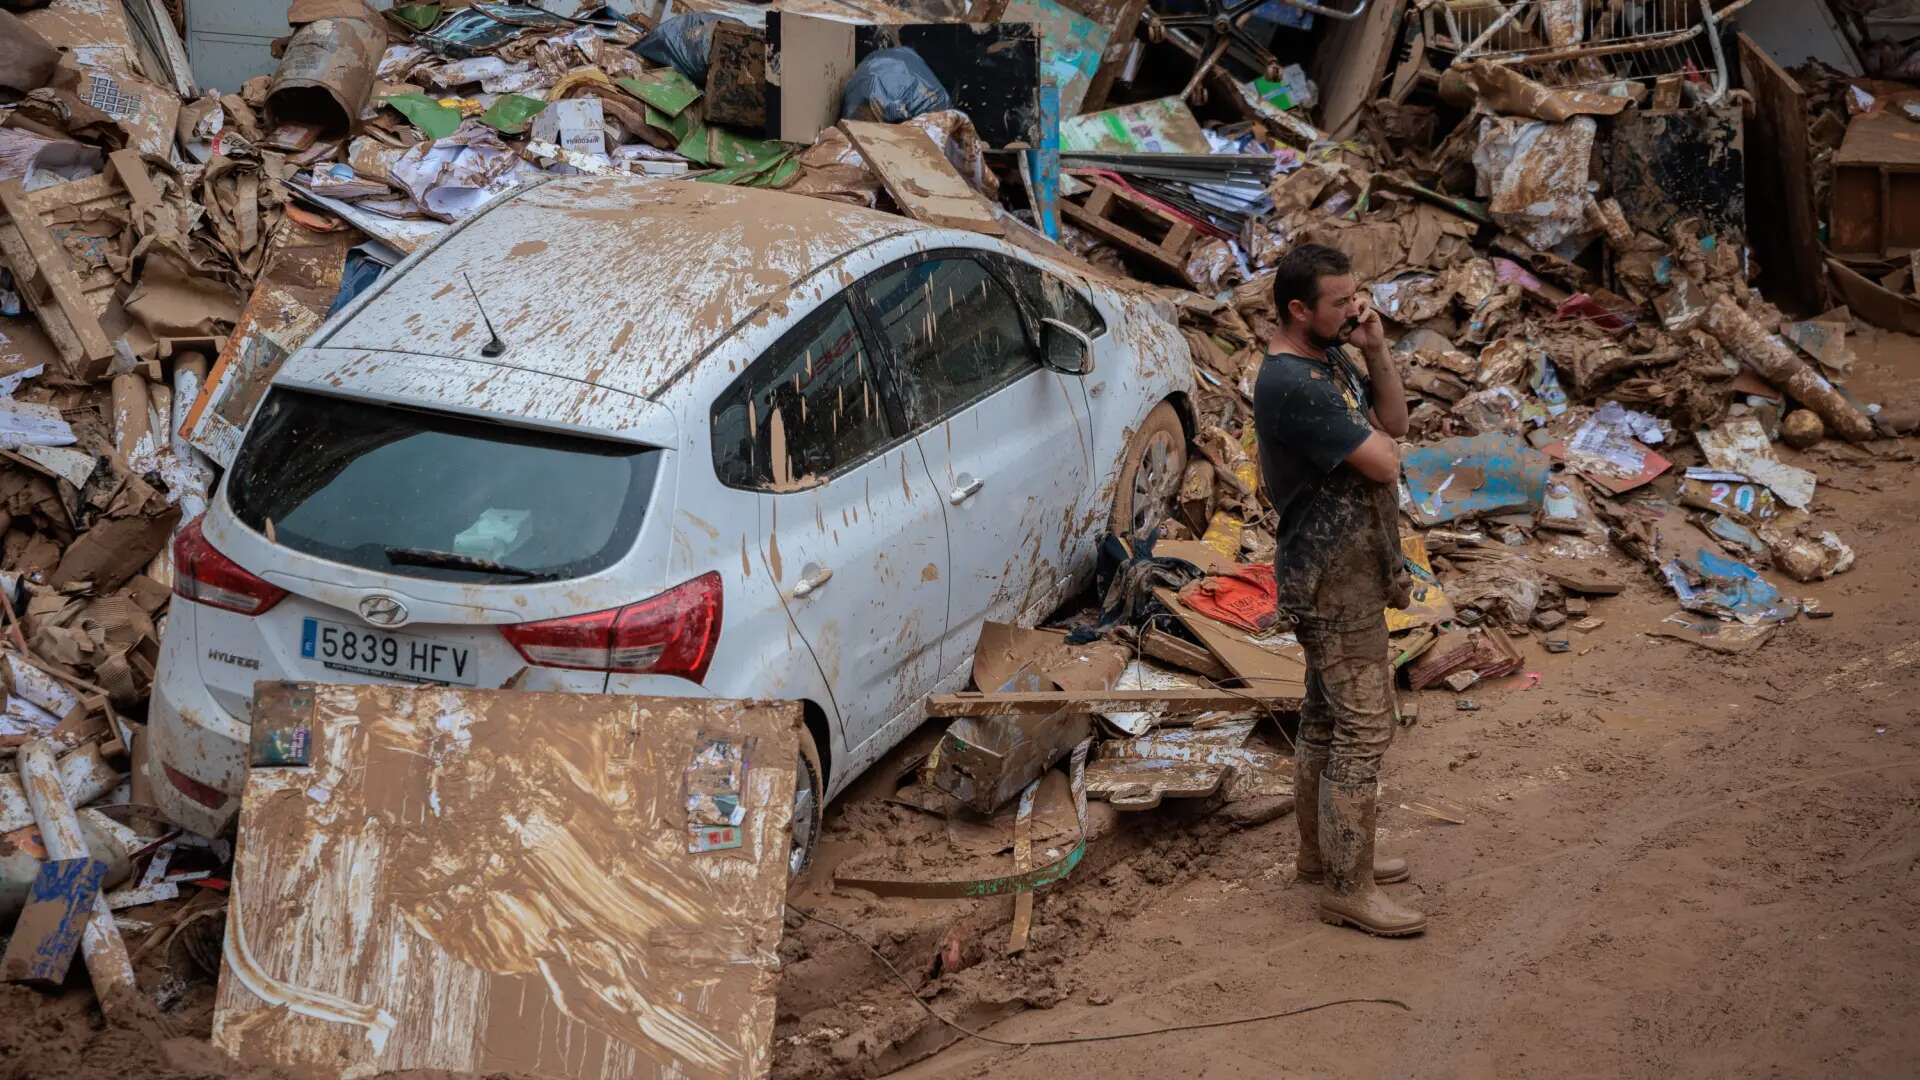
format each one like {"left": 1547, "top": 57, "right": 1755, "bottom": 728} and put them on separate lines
{"left": 0, "top": 0, "right": 1915, "bottom": 1071}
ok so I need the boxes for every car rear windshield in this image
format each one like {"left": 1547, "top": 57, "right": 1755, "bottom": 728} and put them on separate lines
{"left": 227, "top": 388, "right": 660, "bottom": 584}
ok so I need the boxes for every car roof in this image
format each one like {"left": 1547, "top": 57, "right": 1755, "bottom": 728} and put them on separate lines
{"left": 319, "top": 176, "right": 920, "bottom": 400}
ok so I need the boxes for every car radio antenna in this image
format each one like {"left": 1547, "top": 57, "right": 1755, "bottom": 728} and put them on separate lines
{"left": 464, "top": 273, "right": 508, "bottom": 358}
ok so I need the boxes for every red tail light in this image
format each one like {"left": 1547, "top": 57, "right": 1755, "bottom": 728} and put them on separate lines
{"left": 164, "top": 763, "right": 231, "bottom": 809}
{"left": 500, "top": 572, "right": 723, "bottom": 683}
{"left": 173, "top": 517, "right": 288, "bottom": 616}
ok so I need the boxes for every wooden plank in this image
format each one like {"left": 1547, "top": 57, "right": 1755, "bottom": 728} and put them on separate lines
{"left": 1007, "top": 779, "right": 1037, "bottom": 953}
{"left": 1140, "top": 628, "right": 1230, "bottom": 681}
{"left": 0, "top": 180, "right": 117, "bottom": 376}
{"left": 1077, "top": 0, "right": 1149, "bottom": 113}
{"left": 927, "top": 686, "right": 1299, "bottom": 717}
{"left": 1153, "top": 585, "right": 1308, "bottom": 697}
{"left": 214, "top": 684, "right": 801, "bottom": 1078}
{"left": 1738, "top": 32, "right": 1826, "bottom": 312}
{"left": 839, "top": 119, "right": 1005, "bottom": 236}
{"left": 0, "top": 857, "right": 107, "bottom": 987}
{"left": 1311, "top": 0, "right": 1407, "bottom": 138}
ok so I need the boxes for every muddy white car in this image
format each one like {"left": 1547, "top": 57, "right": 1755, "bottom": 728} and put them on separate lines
{"left": 151, "top": 178, "right": 1193, "bottom": 869}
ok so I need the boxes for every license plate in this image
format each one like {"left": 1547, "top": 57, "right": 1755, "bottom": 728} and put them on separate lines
{"left": 299, "top": 618, "right": 477, "bottom": 687}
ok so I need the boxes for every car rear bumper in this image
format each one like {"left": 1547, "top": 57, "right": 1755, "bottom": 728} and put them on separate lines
{"left": 147, "top": 636, "right": 249, "bottom": 837}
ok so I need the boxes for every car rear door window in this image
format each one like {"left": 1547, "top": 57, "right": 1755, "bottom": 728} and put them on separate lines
{"left": 711, "top": 295, "right": 894, "bottom": 490}
{"left": 861, "top": 255, "right": 1039, "bottom": 427}
{"left": 994, "top": 257, "right": 1107, "bottom": 338}
{"left": 227, "top": 388, "right": 660, "bottom": 583}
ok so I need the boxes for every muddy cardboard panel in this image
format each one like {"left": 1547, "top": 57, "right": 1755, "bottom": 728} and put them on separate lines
{"left": 213, "top": 683, "right": 800, "bottom": 1079}
{"left": 181, "top": 218, "right": 353, "bottom": 466}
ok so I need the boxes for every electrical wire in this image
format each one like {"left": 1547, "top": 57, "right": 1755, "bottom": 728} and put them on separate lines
{"left": 788, "top": 905, "right": 1410, "bottom": 1050}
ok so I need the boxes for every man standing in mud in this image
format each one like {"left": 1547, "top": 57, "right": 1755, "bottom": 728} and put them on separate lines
{"left": 1252, "top": 243, "right": 1424, "bottom": 937}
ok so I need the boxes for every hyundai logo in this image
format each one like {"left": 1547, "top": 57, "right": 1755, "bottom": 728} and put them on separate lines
{"left": 359, "top": 595, "right": 408, "bottom": 627}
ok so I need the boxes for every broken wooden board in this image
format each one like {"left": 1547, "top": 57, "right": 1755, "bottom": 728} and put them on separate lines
{"left": 1084, "top": 757, "right": 1226, "bottom": 810}
{"left": 1152, "top": 585, "right": 1308, "bottom": 698}
{"left": 928, "top": 686, "right": 1301, "bottom": 717}
{"left": 213, "top": 683, "right": 799, "bottom": 1080}
{"left": 1738, "top": 33, "right": 1825, "bottom": 314}
{"left": 0, "top": 167, "right": 133, "bottom": 378}
{"left": 1, "top": 856, "right": 106, "bottom": 986}
{"left": 1828, "top": 258, "right": 1920, "bottom": 337}
{"left": 839, "top": 119, "right": 1004, "bottom": 236}
{"left": 1072, "top": 0, "right": 1150, "bottom": 113}
{"left": 1310, "top": 0, "right": 1407, "bottom": 137}
{"left": 180, "top": 217, "right": 354, "bottom": 467}
{"left": 1140, "top": 628, "right": 1229, "bottom": 681}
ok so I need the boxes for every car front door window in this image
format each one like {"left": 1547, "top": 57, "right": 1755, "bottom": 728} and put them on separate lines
{"left": 862, "top": 255, "right": 1039, "bottom": 427}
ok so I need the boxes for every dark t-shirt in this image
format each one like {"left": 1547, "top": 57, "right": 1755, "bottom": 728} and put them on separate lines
{"left": 1252, "top": 348, "right": 1400, "bottom": 626}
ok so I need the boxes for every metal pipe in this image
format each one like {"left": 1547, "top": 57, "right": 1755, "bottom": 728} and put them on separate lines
{"left": 1276, "top": 0, "right": 1370, "bottom": 20}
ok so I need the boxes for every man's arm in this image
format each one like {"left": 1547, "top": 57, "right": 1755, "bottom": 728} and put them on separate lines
{"left": 1347, "top": 303, "right": 1409, "bottom": 439}
{"left": 1343, "top": 430, "right": 1400, "bottom": 484}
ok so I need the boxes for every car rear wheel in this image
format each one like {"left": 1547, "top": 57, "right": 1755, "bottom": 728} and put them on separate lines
{"left": 790, "top": 725, "right": 824, "bottom": 877}
{"left": 1109, "top": 401, "right": 1188, "bottom": 541}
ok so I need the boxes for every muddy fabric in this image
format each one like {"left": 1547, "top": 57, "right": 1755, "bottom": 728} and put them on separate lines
{"left": 1178, "top": 564, "right": 1277, "bottom": 633}
{"left": 1294, "top": 610, "right": 1395, "bottom": 786}
{"left": 1253, "top": 349, "right": 1400, "bottom": 621}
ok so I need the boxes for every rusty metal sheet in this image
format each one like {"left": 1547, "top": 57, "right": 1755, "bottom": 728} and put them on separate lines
{"left": 213, "top": 683, "right": 800, "bottom": 1079}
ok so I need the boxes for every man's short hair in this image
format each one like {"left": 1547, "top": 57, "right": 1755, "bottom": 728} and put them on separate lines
{"left": 1271, "top": 243, "right": 1352, "bottom": 323}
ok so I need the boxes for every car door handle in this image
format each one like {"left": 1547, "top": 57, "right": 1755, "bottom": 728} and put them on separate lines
{"left": 792, "top": 564, "right": 833, "bottom": 598}
{"left": 949, "top": 475, "right": 984, "bottom": 505}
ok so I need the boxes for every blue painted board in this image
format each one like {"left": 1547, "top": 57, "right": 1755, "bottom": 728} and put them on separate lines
{"left": 1, "top": 857, "right": 107, "bottom": 987}
{"left": 1402, "top": 433, "right": 1551, "bottom": 526}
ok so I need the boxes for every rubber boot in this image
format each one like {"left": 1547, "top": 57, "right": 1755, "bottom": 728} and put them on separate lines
{"left": 1317, "top": 776, "right": 1426, "bottom": 937}
{"left": 1295, "top": 757, "right": 1409, "bottom": 885}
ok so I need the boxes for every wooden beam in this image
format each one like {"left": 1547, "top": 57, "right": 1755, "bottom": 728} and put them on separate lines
{"left": 1738, "top": 32, "right": 1825, "bottom": 313}
{"left": 927, "top": 687, "right": 1300, "bottom": 718}
{"left": 1140, "top": 628, "right": 1231, "bottom": 681}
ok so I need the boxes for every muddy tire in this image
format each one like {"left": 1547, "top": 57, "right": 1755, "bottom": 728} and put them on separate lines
{"left": 1109, "top": 401, "right": 1189, "bottom": 541}
{"left": 790, "top": 725, "right": 825, "bottom": 878}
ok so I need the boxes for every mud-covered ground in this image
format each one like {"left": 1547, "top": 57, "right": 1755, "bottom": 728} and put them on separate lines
{"left": 5, "top": 334, "right": 1918, "bottom": 1080}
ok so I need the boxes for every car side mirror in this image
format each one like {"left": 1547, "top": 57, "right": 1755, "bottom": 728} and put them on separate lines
{"left": 1040, "top": 317, "right": 1094, "bottom": 376}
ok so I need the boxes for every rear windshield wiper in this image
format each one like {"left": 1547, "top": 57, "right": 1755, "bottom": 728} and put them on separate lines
{"left": 384, "top": 546, "right": 555, "bottom": 580}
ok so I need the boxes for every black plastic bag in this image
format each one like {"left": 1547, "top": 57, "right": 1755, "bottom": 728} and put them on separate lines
{"left": 838, "top": 47, "right": 950, "bottom": 124}
{"left": 634, "top": 12, "right": 741, "bottom": 84}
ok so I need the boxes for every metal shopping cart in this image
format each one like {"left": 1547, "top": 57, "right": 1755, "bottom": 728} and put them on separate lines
{"left": 1422, "top": 0, "right": 1756, "bottom": 104}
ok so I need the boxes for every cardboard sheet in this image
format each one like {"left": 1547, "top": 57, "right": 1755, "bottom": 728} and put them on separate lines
{"left": 839, "top": 119, "right": 1004, "bottom": 236}
{"left": 215, "top": 684, "right": 800, "bottom": 1079}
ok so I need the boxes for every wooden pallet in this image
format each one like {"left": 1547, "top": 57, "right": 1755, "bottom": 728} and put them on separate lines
{"left": 1058, "top": 179, "right": 1202, "bottom": 283}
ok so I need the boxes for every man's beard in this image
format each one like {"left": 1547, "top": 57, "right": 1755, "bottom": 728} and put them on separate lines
{"left": 1306, "top": 327, "right": 1344, "bottom": 350}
